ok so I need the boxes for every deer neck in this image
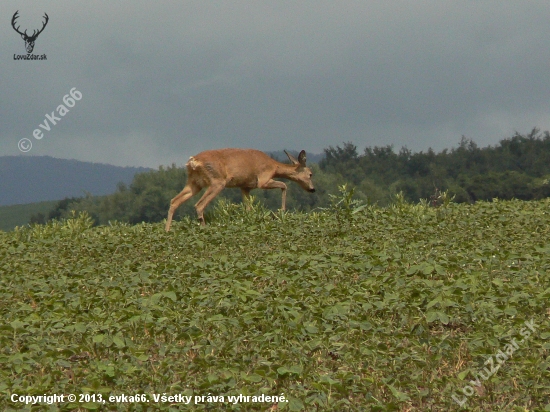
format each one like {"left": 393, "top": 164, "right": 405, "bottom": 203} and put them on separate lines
{"left": 274, "top": 162, "right": 298, "bottom": 179}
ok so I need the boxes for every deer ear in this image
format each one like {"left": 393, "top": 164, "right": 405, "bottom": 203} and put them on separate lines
{"left": 284, "top": 150, "right": 299, "bottom": 165}
{"left": 21, "top": 34, "right": 25, "bottom": 39}
{"left": 298, "top": 150, "right": 307, "bottom": 166}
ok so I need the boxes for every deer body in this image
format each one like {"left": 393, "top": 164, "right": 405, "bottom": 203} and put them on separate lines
{"left": 165, "top": 148, "right": 315, "bottom": 230}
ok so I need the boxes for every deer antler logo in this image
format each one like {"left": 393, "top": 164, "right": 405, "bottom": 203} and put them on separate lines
{"left": 11, "top": 11, "right": 49, "bottom": 54}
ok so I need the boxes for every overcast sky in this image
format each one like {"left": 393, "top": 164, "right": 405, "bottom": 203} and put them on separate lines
{"left": 2, "top": 1, "right": 550, "bottom": 168}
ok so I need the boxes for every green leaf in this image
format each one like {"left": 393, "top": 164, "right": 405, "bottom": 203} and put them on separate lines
{"left": 288, "top": 365, "right": 303, "bottom": 375}
{"left": 82, "top": 403, "right": 102, "bottom": 410}
{"left": 9, "top": 320, "right": 26, "bottom": 331}
{"left": 438, "top": 312, "right": 450, "bottom": 324}
{"left": 113, "top": 336, "right": 126, "bottom": 348}
{"left": 288, "top": 397, "right": 305, "bottom": 411}
{"left": 458, "top": 369, "right": 470, "bottom": 380}
{"left": 386, "top": 382, "right": 411, "bottom": 401}
{"left": 163, "top": 291, "right": 177, "bottom": 301}
{"left": 207, "top": 314, "right": 225, "bottom": 322}
{"left": 74, "top": 323, "right": 87, "bottom": 333}
{"left": 242, "top": 373, "right": 262, "bottom": 382}
{"left": 426, "top": 311, "right": 439, "bottom": 323}
{"left": 319, "top": 375, "right": 339, "bottom": 385}
{"left": 504, "top": 306, "right": 517, "bottom": 316}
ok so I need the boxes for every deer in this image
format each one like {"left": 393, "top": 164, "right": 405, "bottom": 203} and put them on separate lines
{"left": 11, "top": 11, "right": 49, "bottom": 54}
{"left": 165, "top": 148, "right": 315, "bottom": 231}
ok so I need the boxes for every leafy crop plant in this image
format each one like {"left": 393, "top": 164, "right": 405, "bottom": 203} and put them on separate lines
{"left": 1, "top": 199, "right": 550, "bottom": 410}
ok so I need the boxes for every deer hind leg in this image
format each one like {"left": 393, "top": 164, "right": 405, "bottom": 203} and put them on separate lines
{"left": 165, "top": 182, "right": 201, "bottom": 231}
{"left": 194, "top": 183, "right": 225, "bottom": 225}
{"left": 260, "top": 179, "right": 287, "bottom": 210}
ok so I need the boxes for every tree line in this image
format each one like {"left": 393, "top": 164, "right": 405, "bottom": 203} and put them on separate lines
{"left": 320, "top": 128, "right": 550, "bottom": 204}
{"left": 31, "top": 128, "right": 550, "bottom": 226}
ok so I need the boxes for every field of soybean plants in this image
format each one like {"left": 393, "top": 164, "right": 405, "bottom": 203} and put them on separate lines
{"left": 1, "top": 191, "right": 550, "bottom": 411}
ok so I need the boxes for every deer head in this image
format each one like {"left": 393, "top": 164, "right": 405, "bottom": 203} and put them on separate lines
{"left": 284, "top": 150, "right": 316, "bottom": 193}
{"left": 12, "top": 11, "right": 49, "bottom": 54}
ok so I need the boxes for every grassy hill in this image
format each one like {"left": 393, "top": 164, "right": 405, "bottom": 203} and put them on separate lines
{"left": 0, "top": 200, "right": 58, "bottom": 232}
{"left": 1, "top": 196, "right": 549, "bottom": 410}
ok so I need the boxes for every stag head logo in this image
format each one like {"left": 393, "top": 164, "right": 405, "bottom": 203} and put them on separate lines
{"left": 11, "top": 11, "right": 49, "bottom": 54}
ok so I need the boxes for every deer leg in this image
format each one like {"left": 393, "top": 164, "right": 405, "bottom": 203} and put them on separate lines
{"left": 241, "top": 188, "right": 252, "bottom": 210}
{"left": 165, "top": 182, "right": 200, "bottom": 231}
{"left": 260, "top": 179, "right": 287, "bottom": 210}
{"left": 194, "top": 183, "right": 225, "bottom": 225}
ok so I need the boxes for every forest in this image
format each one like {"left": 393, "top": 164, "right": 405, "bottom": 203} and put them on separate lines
{"left": 31, "top": 128, "right": 550, "bottom": 226}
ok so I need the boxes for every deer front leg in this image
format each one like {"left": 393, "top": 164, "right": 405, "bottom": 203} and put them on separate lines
{"left": 260, "top": 179, "right": 287, "bottom": 210}
{"left": 194, "top": 183, "right": 225, "bottom": 225}
{"left": 166, "top": 183, "right": 200, "bottom": 231}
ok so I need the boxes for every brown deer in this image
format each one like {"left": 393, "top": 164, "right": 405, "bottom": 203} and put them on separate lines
{"left": 165, "top": 148, "right": 315, "bottom": 230}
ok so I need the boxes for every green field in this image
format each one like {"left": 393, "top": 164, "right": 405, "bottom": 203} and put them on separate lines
{"left": 1, "top": 196, "right": 550, "bottom": 411}
{"left": 0, "top": 201, "right": 58, "bottom": 232}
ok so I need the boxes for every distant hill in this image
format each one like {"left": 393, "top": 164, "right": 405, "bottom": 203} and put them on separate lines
{"left": 0, "top": 156, "right": 151, "bottom": 206}
{"left": 0, "top": 200, "right": 58, "bottom": 232}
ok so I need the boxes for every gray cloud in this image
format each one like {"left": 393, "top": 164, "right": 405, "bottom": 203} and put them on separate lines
{"left": 2, "top": 1, "right": 550, "bottom": 167}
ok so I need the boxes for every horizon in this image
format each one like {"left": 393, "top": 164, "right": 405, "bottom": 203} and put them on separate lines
{"left": 2, "top": 129, "right": 544, "bottom": 169}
